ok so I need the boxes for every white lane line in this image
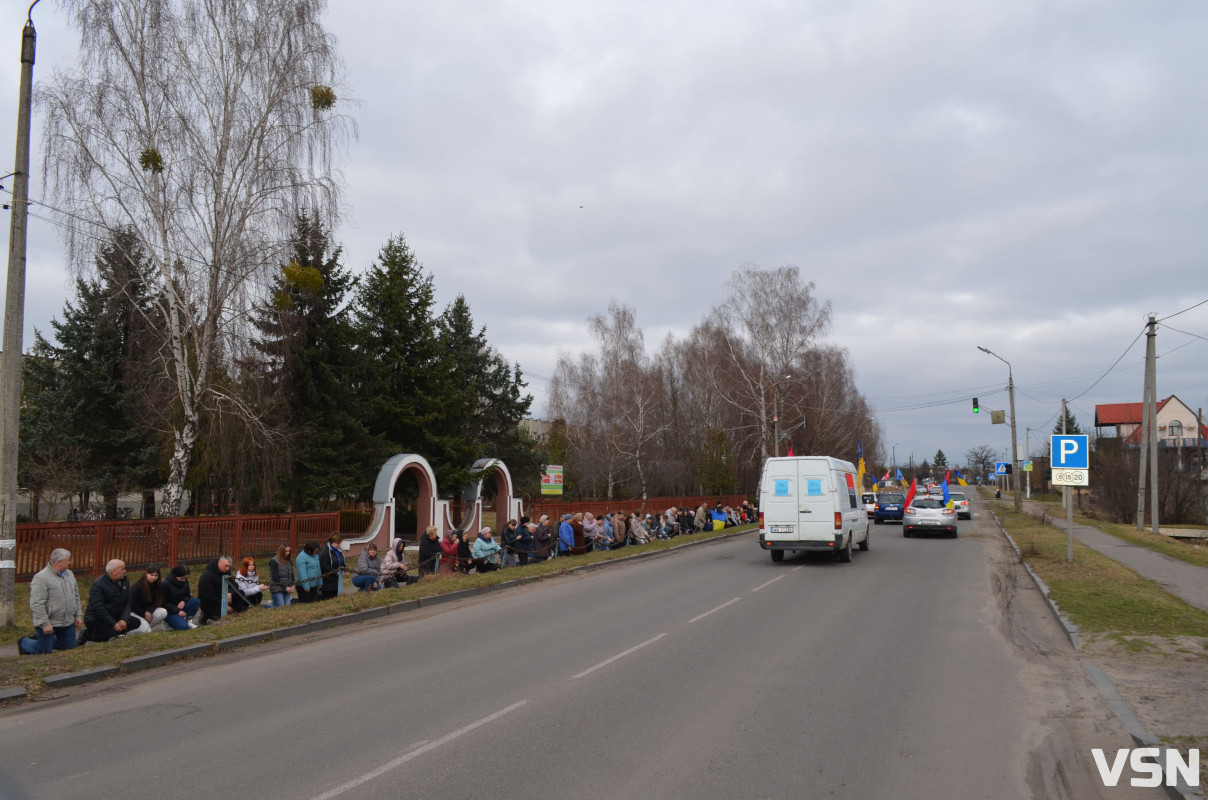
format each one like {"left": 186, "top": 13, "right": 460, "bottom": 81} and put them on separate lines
{"left": 308, "top": 702, "right": 528, "bottom": 800}
{"left": 791, "top": 566, "right": 804, "bottom": 572}
{"left": 751, "top": 574, "right": 785, "bottom": 592}
{"left": 689, "top": 597, "right": 741, "bottom": 624}
{"left": 571, "top": 633, "right": 669, "bottom": 679}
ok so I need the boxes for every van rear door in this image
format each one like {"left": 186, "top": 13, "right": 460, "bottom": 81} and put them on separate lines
{"left": 796, "top": 459, "right": 836, "bottom": 541}
{"left": 762, "top": 459, "right": 797, "bottom": 535}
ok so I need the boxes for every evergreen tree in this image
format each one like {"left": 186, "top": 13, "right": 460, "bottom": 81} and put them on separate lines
{"left": 21, "top": 229, "right": 161, "bottom": 516}
{"left": 1053, "top": 408, "right": 1084, "bottom": 436}
{"left": 251, "top": 213, "right": 366, "bottom": 509}
{"left": 933, "top": 450, "right": 948, "bottom": 470}
{"left": 351, "top": 234, "right": 449, "bottom": 491}
{"left": 436, "top": 295, "right": 537, "bottom": 490}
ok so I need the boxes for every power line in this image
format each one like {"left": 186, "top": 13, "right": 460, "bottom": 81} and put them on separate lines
{"left": 1069, "top": 326, "right": 1146, "bottom": 401}
{"left": 1157, "top": 298, "right": 1208, "bottom": 323}
{"left": 1160, "top": 323, "right": 1208, "bottom": 345}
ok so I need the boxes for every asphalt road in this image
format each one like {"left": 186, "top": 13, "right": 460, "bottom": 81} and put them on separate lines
{"left": 0, "top": 507, "right": 1164, "bottom": 799}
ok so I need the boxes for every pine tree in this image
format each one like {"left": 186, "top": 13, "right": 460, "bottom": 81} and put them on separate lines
{"left": 934, "top": 450, "right": 948, "bottom": 470}
{"left": 251, "top": 213, "right": 366, "bottom": 509}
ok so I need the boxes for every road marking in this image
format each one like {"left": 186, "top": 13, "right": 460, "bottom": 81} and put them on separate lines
{"left": 307, "top": 702, "right": 528, "bottom": 800}
{"left": 751, "top": 575, "right": 785, "bottom": 592}
{"left": 571, "top": 633, "right": 668, "bottom": 679}
{"left": 689, "top": 597, "right": 741, "bottom": 623}
{"left": 791, "top": 566, "right": 803, "bottom": 572}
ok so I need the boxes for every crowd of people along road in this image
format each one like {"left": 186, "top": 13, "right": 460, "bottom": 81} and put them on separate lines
{"left": 17, "top": 502, "right": 755, "bottom": 655}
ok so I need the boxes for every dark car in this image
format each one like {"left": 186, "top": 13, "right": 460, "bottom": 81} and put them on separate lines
{"left": 874, "top": 493, "right": 906, "bottom": 524}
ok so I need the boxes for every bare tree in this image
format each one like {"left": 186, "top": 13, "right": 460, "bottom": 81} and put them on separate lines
{"left": 712, "top": 265, "right": 832, "bottom": 460}
{"left": 42, "top": 0, "right": 353, "bottom": 514}
{"left": 965, "top": 445, "right": 998, "bottom": 480}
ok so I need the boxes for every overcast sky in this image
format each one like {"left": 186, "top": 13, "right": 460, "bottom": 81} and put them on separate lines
{"left": 2, "top": 0, "right": 1206, "bottom": 476}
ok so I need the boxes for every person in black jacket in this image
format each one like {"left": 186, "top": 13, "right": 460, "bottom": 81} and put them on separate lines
{"left": 318, "top": 534, "right": 346, "bottom": 599}
{"left": 418, "top": 525, "right": 443, "bottom": 576}
{"left": 162, "top": 564, "right": 200, "bottom": 630}
{"left": 83, "top": 560, "right": 135, "bottom": 642}
{"left": 197, "top": 556, "right": 251, "bottom": 625}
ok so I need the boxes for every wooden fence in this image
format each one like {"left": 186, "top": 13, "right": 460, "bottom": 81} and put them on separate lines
{"left": 14, "top": 512, "right": 345, "bottom": 581}
{"left": 526, "top": 494, "right": 749, "bottom": 522}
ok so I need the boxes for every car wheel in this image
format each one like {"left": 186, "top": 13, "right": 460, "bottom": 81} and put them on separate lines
{"left": 858, "top": 531, "right": 869, "bottom": 551}
{"left": 949, "top": 530, "right": 958, "bottom": 539}
{"left": 770, "top": 549, "right": 784, "bottom": 563}
{"left": 903, "top": 528, "right": 911, "bottom": 537}
{"left": 874, "top": 517, "right": 882, "bottom": 525}
{"left": 837, "top": 535, "right": 853, "bottom": 563}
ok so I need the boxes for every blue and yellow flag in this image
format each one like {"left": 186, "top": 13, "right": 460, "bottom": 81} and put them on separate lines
{"left": 896, "top": 468, "right": 907, "bottom": 488}
{"left": 942, "top": 476, "right": 953, "bottom": 508}
{"left": 954, "top": 470, "right": 968, "bottom": 487}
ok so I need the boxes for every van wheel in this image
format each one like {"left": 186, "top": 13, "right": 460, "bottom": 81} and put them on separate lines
{"left": 836, "top": 536, "right": 852, "bottom": 563}
{"left": 858, "top": 532, "right": 869, "bottom": 551}
{"left": 770, "top": 549, "right": 784, "bottom": 563}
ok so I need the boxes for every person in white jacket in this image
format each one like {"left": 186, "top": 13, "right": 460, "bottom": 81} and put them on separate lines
{"left": 380, "top": 538, "right": 414, "bottom": 587}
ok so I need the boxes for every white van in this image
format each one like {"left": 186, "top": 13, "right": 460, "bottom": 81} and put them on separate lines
{"left": 758, "top": 455, "right": 870, "bottom": 563}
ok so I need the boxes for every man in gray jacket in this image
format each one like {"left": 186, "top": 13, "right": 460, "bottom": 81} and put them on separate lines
{"left": 18, "top": 548, "right": 83, "bottom": 655}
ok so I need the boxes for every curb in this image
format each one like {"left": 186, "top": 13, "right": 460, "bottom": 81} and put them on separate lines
{"left": 122, "top": 643, "right": 212, "bottom": 673}
{"left": 989, "top": 504, "right": 1200, "bottom": 800}
{"left": 44, "top": 665, "right": 120, "bottom": 688}
{"left": 991, "top": 510, "right": 1081, "bottom": 650}
{"left": 0, "top": 686, "right": 28, "bottom": 702}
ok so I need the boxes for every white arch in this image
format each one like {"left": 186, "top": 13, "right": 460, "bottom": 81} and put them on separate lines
{"left": 348, "top": 454, "right": 447, "bottom": 548}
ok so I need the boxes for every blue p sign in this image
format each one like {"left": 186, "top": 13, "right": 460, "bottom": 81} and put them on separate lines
{"left": 1051, "top": 435, "right": 1089, "bottom": 469}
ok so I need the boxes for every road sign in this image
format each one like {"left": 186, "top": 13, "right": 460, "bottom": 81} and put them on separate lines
{"left": 994, "top": 462, "right": 1008, "bottom": 475}
{"left": 990, "top": 410, "right": 1006, "bottom": 424}
{"left": 1052, "top": 468, "right": 1088, "bottom": 486}
{"left": 1051, "top": 435, "right": 1090, "bottom": 470}
{"left": 1023, "top": 461, "right": 1033, "bottom": 472}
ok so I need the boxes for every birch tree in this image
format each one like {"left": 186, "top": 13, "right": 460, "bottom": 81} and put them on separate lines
{"left": 713, "top": 265, "right": 832, "bottom": 460}
{"left": 42, "top": 0, "right": 353, "bottom": 514}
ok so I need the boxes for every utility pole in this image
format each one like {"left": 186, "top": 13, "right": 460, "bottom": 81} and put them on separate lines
{"left": 1, "top": 5, "right": 39, "bottom": 628}
{"left": 1134, "top": 316, "right": 1160, "bottom": 534}
{"left": 1063, "top": 398, "right": 1073, "bottom": 562}
{"left": 1025, "top": 427, "right": 1031, "bottom": 500}
{"left": 1199, "top": 408, "right": 1205, "bottom": 525}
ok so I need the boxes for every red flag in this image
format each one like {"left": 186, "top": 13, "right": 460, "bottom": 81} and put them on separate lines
{"left": 904, "top": 477, "right": 918, "bottom": 509}
{"left": 881, "top": 469, "right": 891, "bottom": 480}
{"left": 786, "top": 445, "right": 795, "bottom": 457}
{"left": 945, "top": 470, "right": 950, "bottom": 485}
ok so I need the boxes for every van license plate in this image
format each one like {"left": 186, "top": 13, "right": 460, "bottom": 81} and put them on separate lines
{"left": 770, "top": 525, "right": 793, "bottom": 533}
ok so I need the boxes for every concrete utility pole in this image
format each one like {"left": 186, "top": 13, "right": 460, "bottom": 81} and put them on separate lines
{"left": 1063, "top": 398, "right": 1073, "bottom": 562}
{"left": 1, "top": 4, "right": 39, "bottom": 628}
{"left": 978, "top": 346, "right": 1022, "bottom": 513}
{"left": 1135, "top": 315, "right": 1159, "bottom": 533}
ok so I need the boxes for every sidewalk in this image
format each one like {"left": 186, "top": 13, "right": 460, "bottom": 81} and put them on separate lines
{"left": 1020, "top": 498, "right": 1208, "bottom": 615}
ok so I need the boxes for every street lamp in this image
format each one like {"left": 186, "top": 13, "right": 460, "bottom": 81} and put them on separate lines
{"left": 892, "top": 441, "right": 900, "bottom": 481}
{"left": 977, "top": 346, "right": 1021, "bottom": 513}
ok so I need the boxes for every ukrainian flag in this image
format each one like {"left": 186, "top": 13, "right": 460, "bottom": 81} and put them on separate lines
{"left": 954, "top": 470, "right": 968, "bottom": 487}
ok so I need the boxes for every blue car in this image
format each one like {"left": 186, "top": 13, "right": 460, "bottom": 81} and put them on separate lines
{"left": 874, "top": 492, "right": 906, "bottom": 524}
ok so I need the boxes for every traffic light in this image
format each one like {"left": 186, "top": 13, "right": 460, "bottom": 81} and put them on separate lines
{"left": 972, "top": 397, "right": 979, "bottom": 414}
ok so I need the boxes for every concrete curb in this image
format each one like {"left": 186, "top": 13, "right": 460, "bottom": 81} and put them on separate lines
{"left": 988, "top": 502, "right": 1199, "bottom": 800}
{"left": 991, "top": 509, "right": 1082, "bottom": 650}
{"left": 215, "top": 632, "right": 274, "bottom": 652}
{"left": 122, "top": 644, "right": 212, "bottom": 673}
{"left": 0, "top": 686, "right": 28, "bottom": 702}
{"left": 43, "top": 665, "right": 120, "bottom": 688}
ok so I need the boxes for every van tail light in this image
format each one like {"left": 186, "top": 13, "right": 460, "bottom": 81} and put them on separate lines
{"left": 758, "top": 511, "right": 764, "bottom": 529}
{"left": 834, "top": 512, "right": 842, "bottom": 530}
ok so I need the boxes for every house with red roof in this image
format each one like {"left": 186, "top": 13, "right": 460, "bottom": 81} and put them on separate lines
{"left": 1095, "top": 396, "right": 1207, "bottom": 448}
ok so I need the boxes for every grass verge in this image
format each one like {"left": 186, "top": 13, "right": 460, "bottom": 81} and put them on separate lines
{"left": 988, "top": 502, "right": 1208, "bottom": 637}
{"left": 1, "top": 525, "right": 753, "bottom": 693}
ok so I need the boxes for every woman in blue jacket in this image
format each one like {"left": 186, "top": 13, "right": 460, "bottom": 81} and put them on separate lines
{"left": 294, "top": 541, "right": 322, "bottom": 603}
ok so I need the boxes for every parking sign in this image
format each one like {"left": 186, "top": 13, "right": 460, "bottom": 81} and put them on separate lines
{"left": 1051, "top": 435, "right": 1089, "bottom": 470}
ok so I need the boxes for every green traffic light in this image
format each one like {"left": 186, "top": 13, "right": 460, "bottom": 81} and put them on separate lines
{"left": 972, "top": 397, "right": 980, "bottom": 413}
